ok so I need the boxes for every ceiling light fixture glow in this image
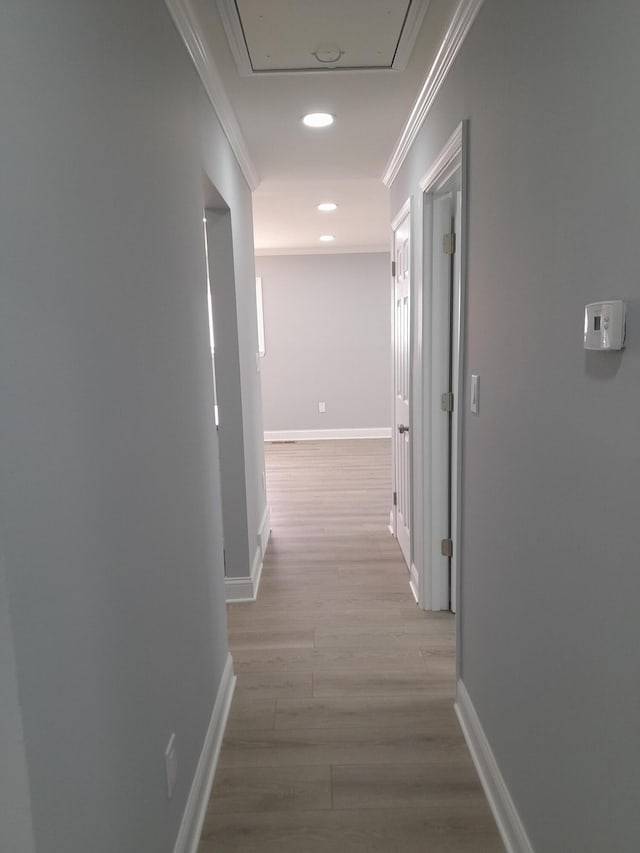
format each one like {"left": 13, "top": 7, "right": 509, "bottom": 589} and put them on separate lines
{"left": 319, "top": 234, "right": 335, "bottom": 242}
{"left": 317, "top": 202, "right": 338, "bottom": 212}
{"left": 302, "top": 112, "right": 334, "bottom": 128}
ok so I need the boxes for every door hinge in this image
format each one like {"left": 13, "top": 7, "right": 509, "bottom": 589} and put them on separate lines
{"left": 391, "top": 260, "right": 396, "bottom": 278}
{"left": 443, "top": 232, "right": 456, "bottom": 255}
{"left": 393, "top": 491, "right": 397, "bottom": 507}
{"left": 441, "top": 538, "right": 453, "bottom": 558}
{"left": 441, "top": 391, "right": 454, "bottom": 412}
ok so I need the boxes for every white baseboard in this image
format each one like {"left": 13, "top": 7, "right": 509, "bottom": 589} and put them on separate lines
{"left": 257, "top": 503, "right": 271, "bottom": 561}
{"left": 409, "top": 563, "right": 419, "bottom": 603}
{"left": 173, "top": 653, "right": 236, "bottom": 853}
{"left": 264, "top": 427, "right": 392, "bottom": 442}
{"left": 455, "top": 680, "right": 534, "bottom": 853}
{"left": 224, "top": 504, "right": 271, "bottom": 603}
{"left": 224, "top": 575, "right": 254, "bottom": 602}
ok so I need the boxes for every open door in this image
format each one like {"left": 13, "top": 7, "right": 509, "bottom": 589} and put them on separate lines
{"left": 431, "top": 189, "right": 457, "bottom": 612}
{"left": 392, "top": 207, "right": 411, "bottom": 570}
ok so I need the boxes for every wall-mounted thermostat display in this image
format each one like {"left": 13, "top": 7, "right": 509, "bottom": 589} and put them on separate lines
{"left": 584, "top": 301, "right": 626, "bottom": 350}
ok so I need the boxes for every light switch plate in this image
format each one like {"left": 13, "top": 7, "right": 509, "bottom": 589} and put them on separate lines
{"left": 471, "top": 375, "right": 479, "bottom": 414}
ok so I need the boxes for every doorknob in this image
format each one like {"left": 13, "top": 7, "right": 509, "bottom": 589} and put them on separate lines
{"left": 398, "top": 424, "right": 409, "bottom": 434}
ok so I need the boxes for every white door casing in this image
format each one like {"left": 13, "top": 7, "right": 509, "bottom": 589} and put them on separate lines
{"left": 419, "top": 121, "right": 467, "bottom": 619}
{"left": 430, "top": 191, "right": 454, "bottom": 610}
{"left": 392, "top": 206, "right": 411, "bottom": 569}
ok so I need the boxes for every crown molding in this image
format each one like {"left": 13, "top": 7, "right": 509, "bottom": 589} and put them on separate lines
{"left": 382, "top": 0, "right": 485, "bottom": 187}
{"left": 164, "top": 0, "right": 260, "bottom": 191}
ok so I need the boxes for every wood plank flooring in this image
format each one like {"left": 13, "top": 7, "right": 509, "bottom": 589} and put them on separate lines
{"left": 199, "top": 439, "right": 503, "bottom": 852}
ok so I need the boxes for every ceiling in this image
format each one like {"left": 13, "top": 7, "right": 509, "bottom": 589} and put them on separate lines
{"left": 189, "top": 0, "right": 459, "bottom": 253}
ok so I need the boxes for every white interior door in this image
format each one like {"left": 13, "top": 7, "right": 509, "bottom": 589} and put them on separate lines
{"left": 393, "top": 212, "right": 411, "bottom": 569}
{"left": 430, "top": 193, "right": 453, "bottom": 609}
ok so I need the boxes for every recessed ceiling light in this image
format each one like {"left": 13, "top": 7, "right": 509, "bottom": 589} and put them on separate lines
{"left": 317, "top": 202, "right": 338, "bottom": 212}
{"left": 302, "top": 112, "right": 334, "bottom": 128}
{"left": 319, "top": 234, "right": 335, "bottom": 242}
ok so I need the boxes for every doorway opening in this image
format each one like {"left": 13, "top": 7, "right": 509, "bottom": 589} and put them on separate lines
{"left": 419, "top": 121, "right": 467, "bottom": 630}
{"left": 202, "top": 174, "right": 253, "bottom": 596}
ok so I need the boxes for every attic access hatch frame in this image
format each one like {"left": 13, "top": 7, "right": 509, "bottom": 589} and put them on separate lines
{"left": 217, "top": 0, "right": 431, "bottom": 76}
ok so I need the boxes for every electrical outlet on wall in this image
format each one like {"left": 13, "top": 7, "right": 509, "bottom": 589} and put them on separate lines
{"left": 318, "top": 402, "right": 326, "bottom": 413}
{"left": 165, "top": 733, "right": 178, "bottom": 799}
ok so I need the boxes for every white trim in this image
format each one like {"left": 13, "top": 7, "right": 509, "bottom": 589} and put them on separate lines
{"left": 173, "top": 654, "right": 236, "bottom": 853}
{"left": 224, "top": 505, "right": 270, "bottom": 602}
{"left": 391, "top": 197, "right": 412, "bottom": 232}
{"left": 409, "top": 564, "right": 420, "bottom": 603}
{"left": 216, "top": 0, "right": 253, "bottom": 76}
{"left": 264, "top": 428, "right": 392, "bottom": 442}
{"left": 419, "top": 123, "right": 464, "bottom": 192}
{"left": 418, "top": 123, "right": 467, "bottom": 621}
{"left": 249, "top": 543, "right": 263, "bottom": 597}
{"left": 455, "top": 681, "right": 535, "bottom": 853}
{"left": 256, "top": 277, "right": 265, "bottom": 357}
{"left": 388, "top": 233, "right": 397, "bottom": 545}
{"left": 257, "top": 503, "right": 271, "bottom": 561}
{"left": 382, "top": 0, "right": 485, "bottom": 186}
{"left": 255, "top": 246, "right": 390, "bottom": 257}
{"left": 224, "top": 575, "right": 255, "bottom": 603}
{"left": 164, "top": 0, "right": 260, "bottom": 190}
{"left": 392, "top": 0, "right": 432, "bottom": 71}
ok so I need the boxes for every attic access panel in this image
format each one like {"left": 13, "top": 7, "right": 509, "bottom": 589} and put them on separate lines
{"left": 218, "top": 0, "right": 430, "bottom": 75}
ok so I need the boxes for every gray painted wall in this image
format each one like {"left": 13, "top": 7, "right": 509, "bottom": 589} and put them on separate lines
{"left": 391, "top": 2, "right": 640, "bottom": 851}
{"left": 256, "top": 253, "right": 391, "bottom": 432}
{"left": 0, "top": 1, "right": 264, "bottom": 850}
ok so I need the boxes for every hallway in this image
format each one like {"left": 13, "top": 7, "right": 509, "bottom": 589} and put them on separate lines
{"left": 198, "top": 440, "right": 503, "bottom": 852}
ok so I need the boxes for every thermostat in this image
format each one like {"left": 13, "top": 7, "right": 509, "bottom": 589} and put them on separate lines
{"left": 584, "top": 301, "right": 626, "bottom": 350}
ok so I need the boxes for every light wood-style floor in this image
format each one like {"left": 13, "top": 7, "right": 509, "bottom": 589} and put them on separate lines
{"left": 198, "top": 439, "right": 503, "bottom": 852}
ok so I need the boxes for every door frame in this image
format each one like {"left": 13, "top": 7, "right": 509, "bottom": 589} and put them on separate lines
{"left": 390, "top": 197, "right": 416, "bottom": 594}
{"left": 418, "top": 121, "right": 468, "bottom": 625}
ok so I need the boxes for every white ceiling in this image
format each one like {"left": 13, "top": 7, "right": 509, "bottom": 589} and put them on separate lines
{"left": 190, "top": 0, "right": 459, "bottom": 253}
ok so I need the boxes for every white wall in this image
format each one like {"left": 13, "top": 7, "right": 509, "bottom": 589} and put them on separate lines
{"left": 0, "top": 1, "right": 264, "bottom": 850}
{"left": 256, "top": 253, "right": 391, "bottom": 433}
{"left": 391, "top": 1, "right": 640, "bottom": 850}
